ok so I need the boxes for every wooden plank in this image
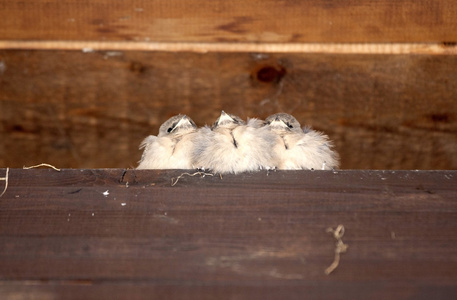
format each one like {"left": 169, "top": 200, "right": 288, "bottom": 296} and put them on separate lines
{"left": 1, "top": 41, "right": 457, "bottom": 55}
{"left": 1, "top": 50, "right": 456, "bottom": 169}
{"left": 0, "top": 0, "right": 456, "bottom": 43}
{"left": 0, "top": 169, "right": 456, "bottom": 300}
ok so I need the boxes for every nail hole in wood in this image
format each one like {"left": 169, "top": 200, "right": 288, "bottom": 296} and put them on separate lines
{"left": 442, "top": 41, "right": 456, "bottom": 47}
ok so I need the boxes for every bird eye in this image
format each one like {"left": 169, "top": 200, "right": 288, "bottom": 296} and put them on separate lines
{"left": 167, "top": 123, "right": 177, "bottom": 133}
{"left": 287, "top": 122, "right": 293, "bottom": 128}
{"left": 167, "top": 122, "right": 179, "bottom": 133}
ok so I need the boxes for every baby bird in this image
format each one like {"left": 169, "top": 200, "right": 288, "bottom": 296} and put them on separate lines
{"left": 265, "top": 113, "right": 339, "bottom": 170}
{"left": 137, "top": 114, "right": 198, "bottom": 169}
{"left": 192, "top": 111, "right": 279, "bottom": 174}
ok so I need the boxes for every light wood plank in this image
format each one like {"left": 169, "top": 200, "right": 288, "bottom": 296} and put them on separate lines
{"left": 1, "top": 41, "right": 457, "bottom": 54}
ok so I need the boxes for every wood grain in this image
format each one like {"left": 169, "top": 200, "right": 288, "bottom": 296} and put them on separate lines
{"left": 1, "top": 41, "right": 457, "bottom": 55}
{"left": 1, "top": 50, "right": 456, "bottom": 169}
{"left": 0, "top": 0, "right": 456, "bottom": 43}
{"left": 0, "top": 169, "right": 456, "bottom": 299}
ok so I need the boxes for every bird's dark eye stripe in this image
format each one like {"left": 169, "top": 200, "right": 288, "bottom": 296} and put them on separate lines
{"left": 167, "top": 122, "right": 178, "bottom": 133}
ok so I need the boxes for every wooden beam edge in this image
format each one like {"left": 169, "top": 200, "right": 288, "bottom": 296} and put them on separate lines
{"left": 0, "top": 41, "right": 456, "bottom": 54}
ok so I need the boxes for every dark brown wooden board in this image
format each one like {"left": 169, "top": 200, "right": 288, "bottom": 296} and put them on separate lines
{"left": 0, "top": 169, "right": 457, "bottom": 299}
{"left": 0, "top": 0, "right": 456, "bottom": 43}
{"left": 1, "top": 50, "right": 457, "bottom": 169}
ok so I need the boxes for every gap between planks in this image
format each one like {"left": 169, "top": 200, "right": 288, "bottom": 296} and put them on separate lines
{"left": 0, "top": 41, "right": 456, "bottom": 54}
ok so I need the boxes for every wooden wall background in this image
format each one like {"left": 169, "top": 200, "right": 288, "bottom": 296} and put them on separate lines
{"left": 0, "top": 0, "right": 456, "bottom": 169}
{"left": 1, "top": 0, "right": 456, "bottom": 43}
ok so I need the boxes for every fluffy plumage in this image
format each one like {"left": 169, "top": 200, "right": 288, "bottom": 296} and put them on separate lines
{"left": 192, "top": 111, "right": 279, "bottom": 174}
{"left": 137, "top": 114, "right": 198, "bottom": 169}
{"left": 265, "top": 113, "right": 339, "bottom": 170}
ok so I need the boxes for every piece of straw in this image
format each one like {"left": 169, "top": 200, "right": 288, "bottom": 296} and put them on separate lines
{"left": 23, "top": 163, "right": 61, "bottom": 171}
{"left": 325, "top": 224, "right": 348, "bottom": 275}
{"left": 0, "top": 168, "right": 9, "bottom": 197}
{"left": 171, "top": 171, "right": 215, "bottom": 186}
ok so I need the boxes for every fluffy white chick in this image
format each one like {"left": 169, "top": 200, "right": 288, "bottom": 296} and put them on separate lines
{"left": 137, "top": 114, "right": 197, "bottom": 169}
{"left": 192, "top": 111, "right": 279, "bottom": 174}
{"left": 265, "top": 113, "right": 339, "bottom": 170}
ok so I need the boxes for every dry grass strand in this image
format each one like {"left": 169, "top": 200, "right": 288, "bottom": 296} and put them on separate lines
{"left": 325, "top": 224, "right": 348, "bottom": 275}
{"left": 0, "top": 168, "right": 9, "bottom": 197}
{"left": 23, "top": 163, "right": 61, "bottom": 171}
{"left": 171, "top": 171, "right": 215, "bottom": 186}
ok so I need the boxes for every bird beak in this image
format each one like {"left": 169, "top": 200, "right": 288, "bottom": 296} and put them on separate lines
{"left": 173, "top": 115, "right": 191, "bottom": 132}
{"left": 269, "top": 118, "right": 289, "bottom": 128}
{"left": 217, "top": 110, "right": 235, "bottom": 125}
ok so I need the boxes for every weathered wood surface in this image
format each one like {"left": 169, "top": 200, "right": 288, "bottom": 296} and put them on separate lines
{"left": 0, "top": 169, "right": 456, "bottom": 299}
{"left": 3, "top": 41, "right": 457, "bottom": 55}
{"left": 0, "top": 0, "right": 456, "bottom": 43}
{"left": 1, "top": 50, "right": 457, "bottom": 169}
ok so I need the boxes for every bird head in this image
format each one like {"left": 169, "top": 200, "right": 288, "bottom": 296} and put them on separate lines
{"left": 158, "top": 114, "right": 197, "bottom": 137}
{"left": 265, "top": 113, "right": 302, "bottom": 133}
{"left": 212, "top": 111, "right": 246, "bottom": 130}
